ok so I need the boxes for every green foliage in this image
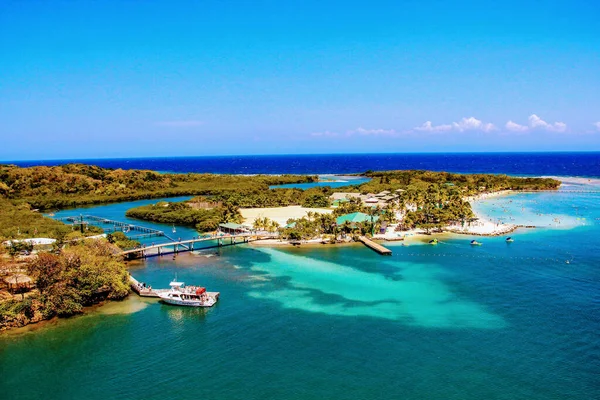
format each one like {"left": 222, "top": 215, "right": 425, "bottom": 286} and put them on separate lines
{"left": 301, "top": 192, "right": 330, "bottom": 208}
{"left": 338, "top": 170, "right": 559, "bottom": 231}
{"left": 0, "top": 164, "right": 316, "bottom": 210}
{"left": 252, "top": 217, "right": 280, "bottom": 233}
{"left": 26, "top": 240, "right": 129, "bottom": 318}
{"left": 6, "top": 240, "right": 34, "bottom": 256}
{"left": 105, "top": 232, "right": 141, "bottom": 250}
{"left": 0, "top": 297, "right": 37, "bottom": 320}
{"left": 279, "top": 212, "right": 336, "bottom": 240}
{"left": 356, "top": 170, "right": 560, "bottom": 195}
{"left": 125, "top": 201, "right": 242, "bottom": 233}
{"left": 0, "top": 198, "right": 73, "bottom": 240}
{"left": 332, "top": 197, "right": 371, "bottom": 216}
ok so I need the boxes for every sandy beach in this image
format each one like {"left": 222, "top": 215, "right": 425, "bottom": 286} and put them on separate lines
{"left": 543, "top": 176, "right": 600, "bottom": 186}
{"left": 240, "top": 206, "right": 333, "bottom": 227}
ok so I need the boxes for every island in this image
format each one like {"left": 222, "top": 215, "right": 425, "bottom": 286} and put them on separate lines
{"left": 0, "top": 164, "right": 560, "bottom": 330}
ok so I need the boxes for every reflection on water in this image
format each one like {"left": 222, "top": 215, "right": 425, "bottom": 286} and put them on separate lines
{"left": 97, "top": 296, "right": 152, "bottom": 315}
{"left": 162, "top": 304, "right": 210, "bottom": 324}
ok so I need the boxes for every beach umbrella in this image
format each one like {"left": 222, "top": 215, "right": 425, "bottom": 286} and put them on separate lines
{"left": 4, "top": 274, "right": 33, "bottom": 292}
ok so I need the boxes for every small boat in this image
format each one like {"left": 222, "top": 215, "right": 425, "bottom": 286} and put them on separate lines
{"left": 470, "top": 240, "right": 482, "bottom": 246}
{"left": 172, "top": 224, "right": 177, "bottom": 233}
{"left": 428, "top": 238, "right": 438, "bottom": 245}
{"left": 506, "top": 237, "right": 514, "bottom": 243}
{"left": 158, "top": 281, "right": 218, "bottom": 307}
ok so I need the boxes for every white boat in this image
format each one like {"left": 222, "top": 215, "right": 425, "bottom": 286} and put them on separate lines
{"left": 158, "top": 281, "right": 217, "bottom": 307}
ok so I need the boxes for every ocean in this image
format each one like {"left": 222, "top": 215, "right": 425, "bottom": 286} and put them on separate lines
{"left": 1, "top": 154, "right": 599, "bottom": 400}
{"left": 7, "top": 152, "right": 600, "bottom": 177}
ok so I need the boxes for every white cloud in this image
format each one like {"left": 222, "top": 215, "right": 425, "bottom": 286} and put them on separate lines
{"left": 505, "top": 120, "right": 529, "bottom": 132}
{"left": 452, "top": 117, "right": 496, "bottom": 132}
{"left": 506, "top": 114, "right": 566, "bottom": 133}
{"left": 413, "top": 121, "right": 453, "bottom": 132}
{"left": 528, "top": 114, "right": 567, "bottom": 132}
{"left": 413, "top": 117, "right": 495, "bottom": 133}
{"left": 348, "top": 127, "right": 397, "bottom": 136}
{"left": 503, "top": 115, "right": 568, "bottom": 133}
{"left": 156, "top": 120, "right": 204, "bottom": 128}
{"left": 593, "top": 122, "right": 600, "bottom": 131}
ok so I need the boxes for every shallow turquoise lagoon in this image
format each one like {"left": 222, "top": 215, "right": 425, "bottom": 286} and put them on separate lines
{"left": 1, "top": 190, "right": 599, "bottom": 399}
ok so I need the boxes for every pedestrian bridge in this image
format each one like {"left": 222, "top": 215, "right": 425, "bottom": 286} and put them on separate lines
{"left": 120, "top": 233, "right": 278, "bottom": 259}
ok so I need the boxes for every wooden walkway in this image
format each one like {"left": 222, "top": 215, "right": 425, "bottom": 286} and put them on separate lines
{"left": 55, "top": 215, "right": 168, "bottom": 239}
{"left": 120, "top": 234, "right": 277, "bottom": 259}
{"left": 359, "top": 236, "right": 392, "bottom": 255}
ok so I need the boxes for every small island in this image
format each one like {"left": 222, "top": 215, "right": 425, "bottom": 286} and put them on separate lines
{"left": 0, "top": 164, "right": 560, "bottom": 330}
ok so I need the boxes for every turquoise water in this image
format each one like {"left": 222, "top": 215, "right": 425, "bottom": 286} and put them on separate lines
{"left": 269, "top": 175, "right": 371, "bottom": 189}
{"left": 51, "top": 196, "right": 197, "bottom": 245}
{"left": 2, "top": 190, "right": 599, "bottom": 399}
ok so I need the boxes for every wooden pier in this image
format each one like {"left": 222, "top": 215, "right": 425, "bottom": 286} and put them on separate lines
{"left": 359, "top": 236, "right": 392, "bottom": 255}
{"left": 120, "top": 234, "right": 277, "bottom": 260}
{"left": 55, "top": 215, "right": 167, "bottom": 239}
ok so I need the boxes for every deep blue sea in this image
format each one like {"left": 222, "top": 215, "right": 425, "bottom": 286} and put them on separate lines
{"left": 1, "top": 153, "right": 599, "bottom": 400}
{"left": 7, "top": 152, "right": 600, "bottom": 177}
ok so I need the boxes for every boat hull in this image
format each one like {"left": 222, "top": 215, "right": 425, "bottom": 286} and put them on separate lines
{"left": 158, "top": 294, "right": 217, "bottom": 307}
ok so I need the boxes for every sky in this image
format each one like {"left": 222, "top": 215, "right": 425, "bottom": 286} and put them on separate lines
{"left": 1, "top": 0, "right": 599, "bottom": 160}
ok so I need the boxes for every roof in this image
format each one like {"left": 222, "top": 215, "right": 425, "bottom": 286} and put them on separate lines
{"left": 336, "top": 212, "right": 379, "bottom": 225}
{"left": 380, "top": 195, "right": 396, "bottom": 201}
{"left": 376, "top": 191, "right": 391, "bottom": 196}
{"left": 219, "top": 223, "right": 249, "bottom": 231}
{"left": 3, "top": 238, "right": 56, "bottom": 246}
{"left": 4, "top": 274, "right": 32, "bottom": 285}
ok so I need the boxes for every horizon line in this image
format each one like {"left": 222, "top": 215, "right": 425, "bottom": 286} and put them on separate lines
{"left": 3, "top": 150, "right": 600, "bottom": 163}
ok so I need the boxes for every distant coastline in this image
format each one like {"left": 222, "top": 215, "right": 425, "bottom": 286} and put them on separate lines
{"left": 5, "top": 152, "right": 600, "bottom": 177}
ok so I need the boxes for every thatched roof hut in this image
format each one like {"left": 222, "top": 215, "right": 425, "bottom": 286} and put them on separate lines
{"left": 4, "top": 273, "right": 33, "bottom": 292}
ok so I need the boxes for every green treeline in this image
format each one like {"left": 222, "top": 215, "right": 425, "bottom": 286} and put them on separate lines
{"left": 0, "top": 240, "right": 129, "bottom": 330}
{"left": 348, "top": 170, "right": 559, "bottom": 231}
{"left": 124, "top": 170, "right": 560, "bottom": 234}
{"left": 0, "top": 164, "right": 316, "bottom": 210}
{"left": 356, "top": 170, "right": 560, "bottom": 194}
{"left": 125, "top": 188, "right": 333, "bottom": 232}
{"left": 126, "top": 200, "right": 242, "bottom": 233}
{"left": 208, "top": 187, "right": 332, "bottom": 208}
{"left": 0, "top": 198, "right": 72, "bottom": 239}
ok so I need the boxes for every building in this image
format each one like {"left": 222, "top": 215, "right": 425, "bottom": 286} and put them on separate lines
{"left": 218, "top": 223, "right": 250, "bottom": 235}
{"left": 336, "top": 212, "right": 379, "bottom": 227}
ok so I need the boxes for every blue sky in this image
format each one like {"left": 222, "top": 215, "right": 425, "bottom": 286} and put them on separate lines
{"left": 1, "top": 0, "right": 599, "bottom": 160}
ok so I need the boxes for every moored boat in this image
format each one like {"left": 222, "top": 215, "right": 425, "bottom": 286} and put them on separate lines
{"left": 428, "top": 238, "right": 438, "bottom": 245}
{"left": 506, "top": 237, "right": 514, "bottom": 242}
{"left": 470, "top": 240, "right": 482, "bottom": 246}
{"left": 158, "top": 281, "right": 218, "bottom": 307}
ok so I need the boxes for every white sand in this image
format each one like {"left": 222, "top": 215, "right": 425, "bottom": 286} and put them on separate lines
{"left": 542, "top": 176, "right": 600, "bottom": 186}
{"left": 240, "top": 206, "right": 333, "bottom": 227}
